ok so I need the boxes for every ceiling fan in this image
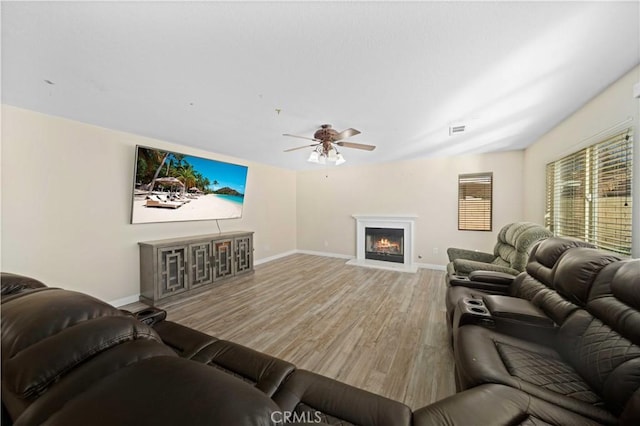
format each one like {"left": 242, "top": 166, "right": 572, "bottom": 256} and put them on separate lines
{"left": 283, "top": 124, "right": 376, "bottom": 165}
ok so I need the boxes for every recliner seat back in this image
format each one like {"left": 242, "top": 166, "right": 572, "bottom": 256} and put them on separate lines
{"left": 1, "top": 286, "right": 171, "bottom": 422}
{"left": 555, "top": 258, "right": 640, "bottom": 418}
{"left": 491, "top": 222, "right": 553, "bottom": 271}
{"left": 509, "top": 238, "right": 598, "bottom": 325}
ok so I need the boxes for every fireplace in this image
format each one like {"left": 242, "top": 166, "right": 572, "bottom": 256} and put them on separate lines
{"left": 365, "top": 227, "right": 404, "bottom": 263}
{"left": 347, "top": 215, "right": 417, "bottom": 272}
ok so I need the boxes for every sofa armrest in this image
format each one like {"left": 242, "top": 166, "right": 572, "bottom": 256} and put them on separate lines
{"left": 190, "top": 339, "right": 295, "bottom": 397}
{"left": 272, "top": 369, "right": 412, "bottom": 426}
{"left": 153, "top": 321, "right": 218, "bottom": 359}
{"left": 483, "top": 295, "right": 554, "bottom": 327}
{"left": 447, "top": 247, "right": 495, "bottom": 263}
{"left": 468, "top": 270, "right": 516, "bottom": 285}
{"left": 453, "top": 259, "right": 519, "bottom": 276}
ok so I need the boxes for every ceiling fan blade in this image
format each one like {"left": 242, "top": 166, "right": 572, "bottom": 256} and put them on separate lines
{"left": 283, "top": 133, "right": 320, "bottom": 142}
{"left": 284, "top": 143, "right": 320, "bottom": 152}
{"left": 334, "top": 128, "right": 361, "bottom": 141}
{"left": 336, "top": 141, "right": 376, "bottom": 151}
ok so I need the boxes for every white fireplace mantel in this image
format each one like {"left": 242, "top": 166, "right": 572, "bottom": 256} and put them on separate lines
{"left": 346, "top": 214, "right": 418, "bottom": 273}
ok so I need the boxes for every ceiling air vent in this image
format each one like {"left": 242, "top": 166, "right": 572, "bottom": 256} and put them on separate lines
{"left": 449, "top": 124, "right": 466, "bottom": 136}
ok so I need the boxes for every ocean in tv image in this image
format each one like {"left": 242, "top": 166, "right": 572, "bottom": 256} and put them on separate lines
{"left": 131, "top": 145, "right": 249, "bottom": 224}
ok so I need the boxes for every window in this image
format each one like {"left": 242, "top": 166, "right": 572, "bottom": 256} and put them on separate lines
{"left": 458, "top": 172, "right": 493, "bottom": 231}
{"left": 545, "top": 129, "right": 633, "bottom": 256}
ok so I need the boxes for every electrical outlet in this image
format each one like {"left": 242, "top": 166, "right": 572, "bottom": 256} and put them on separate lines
{"left": 433, "top": 247, "right": 439, "bottom": 255}
{"left": 324, "top": 240, "right": 329, "bottom": 247}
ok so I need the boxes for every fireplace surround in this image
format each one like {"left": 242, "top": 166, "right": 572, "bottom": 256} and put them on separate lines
{"left": 347, "top": 215, "right": 417, "bottom": 272}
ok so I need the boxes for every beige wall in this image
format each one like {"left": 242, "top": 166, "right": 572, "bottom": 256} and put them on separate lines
{"left": 5, "top": 64, "right": 637, "bottom": 304}
{"left": 1, "top": 106, "right": 297, "bottom": 303}
{"left": 523, "top": 65, "right": 640, "bottom": 256}
{"left": 296, "top": 150, "right": 525, "bottom": 266}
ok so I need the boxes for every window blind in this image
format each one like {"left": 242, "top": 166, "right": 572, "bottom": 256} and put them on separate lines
{"left": 458, "top": 172, "right": 493, "bottom": 231}
{"left": 545, "top": 129, "right": 633, "bottom": 256}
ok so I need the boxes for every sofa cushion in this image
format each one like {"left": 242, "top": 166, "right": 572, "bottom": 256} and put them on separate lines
{"left": 29, "top": 356, "right": 281, "bottom": 426}
{"left": 454, "top": 325, "right": 617, "bottom": 424}
{"left": 9, "top": 340, "right": 176, "bottom": 426}
{"left": 413, "top": 384, "right": 604, "bottom": 426}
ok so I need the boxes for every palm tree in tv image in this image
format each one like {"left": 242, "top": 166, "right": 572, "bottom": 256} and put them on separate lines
{"left": 136, "top": 147, "right": 170, "bottom": 194}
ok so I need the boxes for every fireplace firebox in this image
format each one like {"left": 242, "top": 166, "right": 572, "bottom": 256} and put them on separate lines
{"left": 365, "top": 227, "right": 404, "bottom": 263}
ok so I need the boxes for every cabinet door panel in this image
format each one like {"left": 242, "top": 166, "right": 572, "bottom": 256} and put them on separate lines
{"left": 213, "top": 239, "right": 234, "bottom": 280}
{"left": 235, "top": 236, "right": 253, "bottom": 274}
{"left": 189, "top": 242, "right": 213, "bottom": 288}
{"left": 158, "top": 247, "right": 187, "bottom": 298}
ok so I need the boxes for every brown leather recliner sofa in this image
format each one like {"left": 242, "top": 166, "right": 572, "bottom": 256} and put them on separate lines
{"left": 447, "top": 237, "right": 640, "bottom": 425}
{"left": 2, "top": 249, "right": 638, "bottom": 425}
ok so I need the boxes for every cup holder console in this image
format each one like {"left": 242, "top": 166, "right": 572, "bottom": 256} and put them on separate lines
{"left": 462, "top": 298, "right": 491, "bottom": 316}
{"left": 133, "top": 307, "right": 167, "bottom": 326}
{"left": 452, "top": 297, "right": 494, "bottom": 330}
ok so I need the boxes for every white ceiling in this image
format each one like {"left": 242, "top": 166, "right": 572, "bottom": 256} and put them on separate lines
{"left": 2, "top": 1, "right": 639, "bottom": 170}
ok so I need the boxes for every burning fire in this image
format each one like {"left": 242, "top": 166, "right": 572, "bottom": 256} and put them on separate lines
{"left": 374, "top": 238, "right": 401, "bottom": 252}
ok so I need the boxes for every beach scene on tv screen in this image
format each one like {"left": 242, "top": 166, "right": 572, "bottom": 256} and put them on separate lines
{"left": 131, "top": 146, "right": 248, "bottom": 224}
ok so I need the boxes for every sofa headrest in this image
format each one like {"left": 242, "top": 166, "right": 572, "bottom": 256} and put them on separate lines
{"left": 611, "top": 259, "right": 640, "bottom": 311}
{"left": 496, "top": 222, "right": 536, "bottom": 246}
{"left": 525, "top": 237, "right": 594, "bottom": 286}
{"left": 553, "top": 247, "right": 621, "bottom": 306}
{"left": 4, "top": 316, "right": 160, "bottom": 399}
{"left": 1, "top": 272, "right": 47, "bottom": 297}
{"left": 532, "top": 237, "right": 596, "bottom": 269}
{"left": 2, "top": 289, "right": 130, "bottom": 359}
{"left": 492, "top": 223, "right": 552, "bottom": 272}
{"left": 587, "top": 259, "right": 640, "bottom": 346}
{"left": 1, "top": 288, "right": 162, "bottom": 399}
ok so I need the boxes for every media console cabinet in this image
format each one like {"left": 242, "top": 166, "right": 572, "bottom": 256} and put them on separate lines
{"left": 139, "top": 231, "right": 253, "bottom": 306}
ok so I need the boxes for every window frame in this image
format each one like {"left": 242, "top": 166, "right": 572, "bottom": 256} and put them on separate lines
{"left": 545, "top": 129, "right": 633, "bottom": 256}
{"left": 457, "top": 172, "right": 493, "bottom": 232}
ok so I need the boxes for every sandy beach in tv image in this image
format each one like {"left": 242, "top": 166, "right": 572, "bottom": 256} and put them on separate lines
{"left": 131, "top": 146, "right": 248, "bottom": 224}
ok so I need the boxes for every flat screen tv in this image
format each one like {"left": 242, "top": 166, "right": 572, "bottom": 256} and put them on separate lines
{"left": 131, "top": 145, "right": 248, "bottom": 224}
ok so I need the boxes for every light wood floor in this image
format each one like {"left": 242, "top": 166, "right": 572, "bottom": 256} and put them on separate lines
{"left": 124, "top": 254, "right": 455, "bottom": 410}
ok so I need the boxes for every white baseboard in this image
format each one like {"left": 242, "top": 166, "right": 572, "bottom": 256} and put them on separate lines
{"left": 254, "top": 250, "right": 298, "bottom": 265}
{"left": 109, "top": 294, "right": 141, "bottom": 308}
{"left": 295, "top": 250, "right": 355, "bottom": 260}
{"left": 415, "top": 262, "right": 447, "bottom": 271}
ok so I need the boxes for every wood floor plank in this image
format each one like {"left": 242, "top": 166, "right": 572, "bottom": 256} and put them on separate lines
{"left": 122, "top": 253, "right": 455, "bottom": 409}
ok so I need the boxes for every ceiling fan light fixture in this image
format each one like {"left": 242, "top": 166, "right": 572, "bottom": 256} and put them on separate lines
{"left": 284, "top": 124, "right": 374, "bottom": 166}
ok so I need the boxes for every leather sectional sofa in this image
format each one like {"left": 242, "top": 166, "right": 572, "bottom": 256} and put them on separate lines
{"left": 2, "top": 237, "right": 639, "bottom": 425}
{"left": 447, "top": 237, "right": 640, "bottom": 425}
